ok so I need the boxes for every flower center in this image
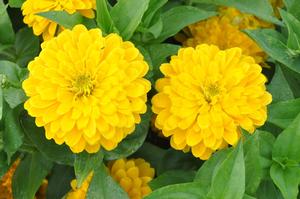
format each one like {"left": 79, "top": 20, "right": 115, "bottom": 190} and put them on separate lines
{"left": 70, "top": 75, "right": 94, "bottom": 98}
{"left": 203, "top": 83, "right": 220, "bottom": 103}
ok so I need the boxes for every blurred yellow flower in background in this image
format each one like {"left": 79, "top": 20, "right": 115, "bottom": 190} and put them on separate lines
{"left": 152, "top": 44, "right": 272, "bottom": 160}
{"left": 178, "top": 6, "right": 274, "bottom": 64}
{"left": 23, "top": 25, "right": 151, "bottom": 153}
{"left": 22, "top": 0, "right": 96, "bottom": 40}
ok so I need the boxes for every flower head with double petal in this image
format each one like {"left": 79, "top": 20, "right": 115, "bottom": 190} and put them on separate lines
{"left": 152, "top": 44, "right": 272, "bottom": 160}
{"left": 23, "top": 25, "right": 151, "bottom": 153}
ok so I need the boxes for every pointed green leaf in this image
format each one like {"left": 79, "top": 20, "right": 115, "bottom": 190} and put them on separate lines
{"left": 3, "top": 105, "right": 24, "bottom": 159}
{"left": 272, "top": 113, "right": 300, "bottom": 162}
{"left": 14, "top": 28, "right": 40, "bottom": 67}
{"left": 154, "top": 6, "right": 216, "bottom": 42}
{"left": 194, "top": 149, "right": 231, "bottom": 194}
{"left": 245, "top": 29, "right": 300, "bottom": 74}
{"left": 270, "top": 162, "right": 300, "bottom": 199}
{"left": 38, "top": 11, "right": 84, "bottom": 29}
{"left": 280, "top": 9, "right": 300, "bottom": 50}
{"left": 0, "top": 1, "right": 15, "bottom": 44}
{"left": 86, "top": 164, "right": 129, "bottom": 199}
{"left": 268, "top": 98, "right": 300, "bottom": 128}
{"left": 110, "top": 0, "right": 150, "bottom": 40}
{"left": 74, "top": 151, "right": 103, "bottom": 187}
{"left": 12, "top": 152, "right": 53, "bottom": 199}
{"left": 207, "top": 142, "right": 245, "bottom": 199}
{"left": 268, "top": 65, "right": 294, "bottom": 103}
{"left": 96, "top": 0, "right": 115, "bottom": 34}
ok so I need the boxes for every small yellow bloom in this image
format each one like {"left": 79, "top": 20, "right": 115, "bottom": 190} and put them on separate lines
{"left": 66, "top": 158, "right": 155, "bottom": 199}
{"left": 109, "top": 158, "right": 155, "bottom": 199}
{"left": 181, "top": 7, "right": 273, "bottom": 64}
{"left": 22, "top": 0, "right": 96, "bottom": 40}
{"left": 152, "top": 44, "right": 272, "bottom": 160}
{"left": 23, "top": 25, "right": 151, "bottom": 154}
{"left": 66, "top": 172, "right": 93, "bottom": 199}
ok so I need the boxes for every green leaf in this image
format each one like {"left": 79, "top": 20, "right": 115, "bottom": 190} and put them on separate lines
{"left": 270, "top": 162, "right": 300, "bottom": 199}
{"left": 0, "top": 60, "right": 24, "bottom": 87}
{"left": 283, "top": 0, "right": 300, "bottom": 21}
{"left": 207, "top": 142, "right": 245, "bottom": 199}
{"left": 254, "top": 131, "right": 276, "bottom": 177}
{"left": 194, "top": 149, "right": 231, "bottom": 194}
{"left": 243, "top": 133, "right": 263, "bottom": 195}
{"left": 74, "top": 151, "right": 103, "bottom": 187}
{"left": 8, "top": 0, "right": 25, "bottom": 8}
{"left": 280, "top": 9, "right": 300, "bottom": 50}
{"left": 0, "top": 150, "right": 10, "bottom": 177}
{"left": 149, "top": 170, "right": 196, "bottom": 190}
{"left": 12, "top": 152, "right": 53, "bottom": 199}
{"left": 20, "top": 113, "right": 75, "bottom": 165}
{"left": 192, "top": 0, "right": 280, "bottom": 25}
{"left": 245, "top": 29, "right": 300, "bottom": 74}
{"left": 268, "top": 65, "right": 294, "bottom": 103}
{"left": 0, "top": 88, "right": 3, "bottom": 121}
{"left": 0, "top": 1, "right": 15, "bottom": 44}
{"left": 86, "top": 164, "right": 129, "bottom": 199}
{"left": 142, "top": 0, "right": 168, "bottom": 27}
{"left": 14, "top": 28, "right": 40, "bottom": 67}
{"left": 268, "top": 98, "right": 300, "bottom": 129}
{"left": 38, "top": 11, "right": 84, "bottom": 29}
{"left": 256, "top": 180, "right": 283, "bottom": 199}
{"left": 155, "top": 6, "right": 216, "bottom": 42}
{"left": 281, "top": 66, "right": 300, "bottom": 98}
{"left": 96, "top": 0, "right": 115, "bottom": 34}
{"left": 3, "top": 105, "right": 24, "bottom": 159}
{"left": 145, "top": 182, "right": 206, "bottom": 199}
{"left": 110, "top": 0, "right": 150, "bottom": 40}
{"left": 46, "top": 164, "right": 75, "bottom": 199}
{"left": 104, "top": 107, "right": 152, "bottom": 160}
{"left": 272, "top": 113, "right": 300, "bottom": 162}
{"left": 3, "top": 87, "right": 27, "bottom": 109}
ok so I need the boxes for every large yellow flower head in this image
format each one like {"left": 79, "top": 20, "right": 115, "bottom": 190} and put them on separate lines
{"left": 22, "top": 24, "right": 151, "bottom": 153}
{"left": 152, "top": 44, "right": 272, "bottom": 160}
{"left": 66, "top": 158, "right": 155, "bottom": 199}
{"left": 22, "top": 0, "right": 96, "bottom": 40}
{"left": 182, "top": 7, "right": 273, "bottom": 64}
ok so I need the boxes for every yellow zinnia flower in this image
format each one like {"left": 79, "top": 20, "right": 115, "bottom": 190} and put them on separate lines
{"left": 152, "top": 44, "right": 272, "bottom": 160}
{"left": 22, "top": 0, "right": 96, "bottom": 40}
{"left": 22, "top": 24, "right": 151, "bottom": 153}
{"left": 66, "top": 158, "right": 155, "bottom": 199}
{"left": 181, "top": 7, "right": 273, "bottom": 64}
